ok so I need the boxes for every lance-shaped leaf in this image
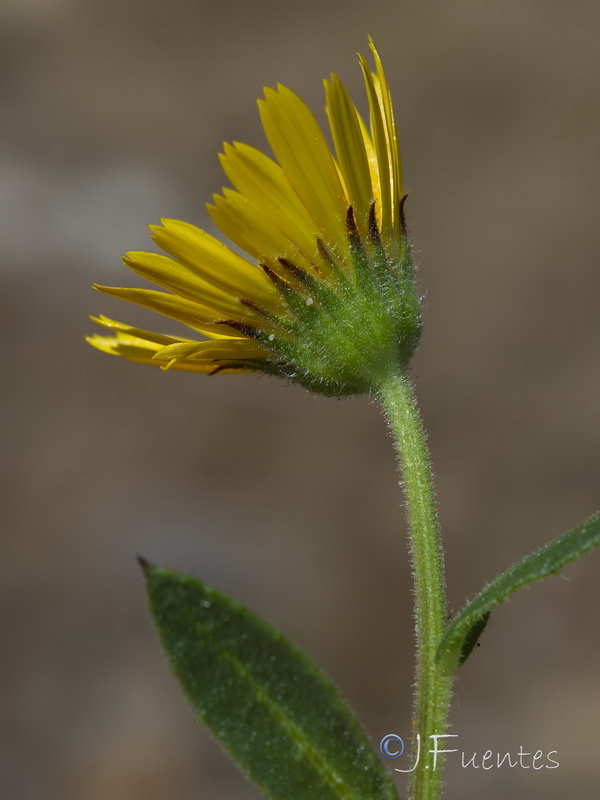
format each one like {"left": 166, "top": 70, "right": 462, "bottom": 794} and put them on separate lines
{"left": 437, "top": 511, "right": 600, "bottom": 673}
{"left": 141, "top": 562, "right": 398, "bottom": 800}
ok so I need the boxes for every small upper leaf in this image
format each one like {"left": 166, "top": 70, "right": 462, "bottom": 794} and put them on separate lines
{"left": 437, "top": 512, "right": 600, "bottom": 672}
{"left": 143, "top": 564, "right": 398, "bottom": 800}
{"left": 457, "top": 610, "right": 490, "bottom": 667}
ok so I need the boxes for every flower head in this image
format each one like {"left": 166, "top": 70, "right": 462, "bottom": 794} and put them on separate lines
{"left": 88, "top": 39, "right": 421, "bottom": 396}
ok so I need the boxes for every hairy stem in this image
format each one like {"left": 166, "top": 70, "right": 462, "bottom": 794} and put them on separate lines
{"left": 378, "top": 370, "right": 454, "bottom": 800}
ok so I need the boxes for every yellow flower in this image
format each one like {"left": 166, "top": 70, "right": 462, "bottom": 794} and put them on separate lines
{"left": 88, "top": 39, "right": 421, "bottom": 396}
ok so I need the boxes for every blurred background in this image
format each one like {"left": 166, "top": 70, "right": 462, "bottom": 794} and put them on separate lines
{"left": 2, "top": 0, "right": 599, "bottom": 798}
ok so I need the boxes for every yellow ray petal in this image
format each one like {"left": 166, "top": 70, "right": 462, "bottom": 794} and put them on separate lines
{"left": 86, "top": 332, "right": 161, "bottom": 357}
{"left": 355, "top": 111, "right": 381, "bottom": 228}
{"left": 90, "top": 314, "right": 197, "bottom": 345}
{"left": 161, "top": 361, "right": 252, "bottom": 373}
{"left": 218, "top": 143, "right": 330, "bottom": 274}
{"left": 87, "top": 332, "right": 250, "bottom": 373}
{"left": 208, "top": 189, "right": 280, "bottom": 262}
{"left": 208, "top": 188, "right": 317, "bottom": 277}
{"left": 324, "top": 73, "right": 373, "bottom": 235}
{"left": 153, "top": 337, "right": 268, "bottom": 364}
{"left": 358, "top": 54, "right": 392, "bottom": 239}
{"left": 122, "top": 251, "right": 255, "bottom": 319}
{"left": 258, "top": 85, "right": 348, "bottom": 253}
{"left": 93, "top": 284, "right": 241, "bottom": 337}
{"left": 90, "top": 314, "right": 237, "bottom": 342}
{"left": 87, "top": 330, "right": 260, "bottom": 374}
{"left": 369, "top": 37, "right": 403, "bottom": 240}
{"left": 150, "top": 219, "right": 277, "bottom": 307}
{"left": 219, "top": 143, "right": 317, "bottom": 244}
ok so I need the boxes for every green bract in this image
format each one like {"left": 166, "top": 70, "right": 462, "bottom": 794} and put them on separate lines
{"left": 249, "top": 206, "right": 421, "bottom": 395}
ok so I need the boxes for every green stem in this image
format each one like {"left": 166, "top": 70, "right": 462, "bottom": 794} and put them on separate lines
{"left": 378, "top": 370, "right": 454, "bottom": 800}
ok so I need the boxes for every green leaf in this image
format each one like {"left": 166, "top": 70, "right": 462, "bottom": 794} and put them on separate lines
{"left": 141, "top": 562, "right": 397, "bottom": 800}
{"left": 437, "top": 511, "right": 600, "bottom": 672}
{"left": 456, "top": 610, "right": 490, "bottom": 667}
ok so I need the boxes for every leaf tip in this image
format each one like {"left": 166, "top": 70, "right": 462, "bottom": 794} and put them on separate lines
{"left": 136, "top": 554, "right": 154, "bottom": 576}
